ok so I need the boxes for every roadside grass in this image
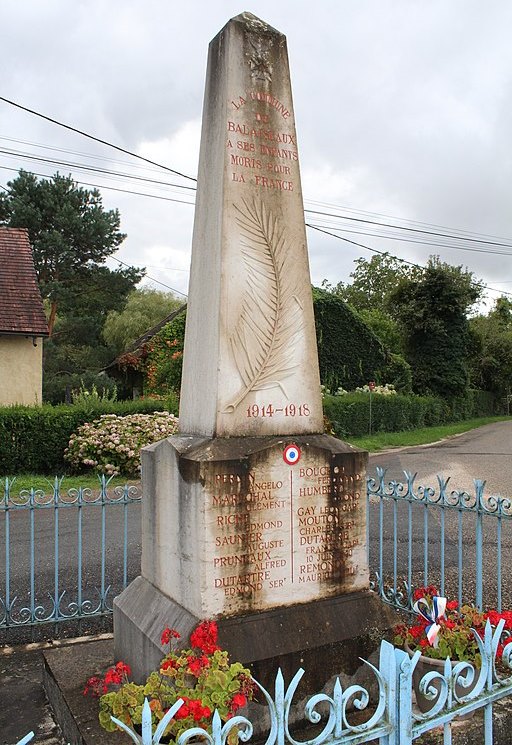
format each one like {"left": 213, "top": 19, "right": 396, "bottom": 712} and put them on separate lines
{"left": 0, "top": 472, "right": 140, "bottom": 494}
{"left": 346, "top": 415, "right": 510, "bottom": 452}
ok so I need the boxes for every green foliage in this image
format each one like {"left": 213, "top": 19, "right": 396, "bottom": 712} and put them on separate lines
{"left": 380, "top": 352, "right": 413, "bottom": 393}
{"left": 390, "top": 257, "right": 481, "bottom": 398}
{"left": 71, "top": 381, "right": 118, "bottom": 410}
{"left": 43, "top": 371, "right": 119, "bottom": 406}
{"left": 65, "top": 411, "right": 180, "bottom": 476}
{"left": 469, "top": 297, "right": 512, "bottom": 396}
{"left": 357, "top": 307, "right": 404, "bottom": 354}
{"left": 312, "top": 287, "right": 388, "bottom": 391}
{"left": 103, "top": 289, "right": 184, "bottom": 355}
{"left": 143, "top": 311, "right": 187, "bottom": 395}
{"left": 94, "top": 621, "right": 255, "bottom": 739}
{"left": 322, "top": 253, "right": 417, "bottom": 314}
{"left": 0, "top": 399, "right": 170, "bottom": 475}
{"left": 323, "top": 389, "right": 497, "bottom": 439}
{"left": 0, "top": 170, "right": 127, "bottom": 324}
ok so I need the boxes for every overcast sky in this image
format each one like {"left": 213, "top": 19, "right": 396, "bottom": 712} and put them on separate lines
{"left": 2, "top": 1, "right": 512, "bottom": 311}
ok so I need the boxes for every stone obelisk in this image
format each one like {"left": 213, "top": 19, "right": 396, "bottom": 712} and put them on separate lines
{"left": 115, "top": 12, "right": 390, "bottom": 690}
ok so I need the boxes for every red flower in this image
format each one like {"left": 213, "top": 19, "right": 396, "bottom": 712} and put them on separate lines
{"left": 161, "top": 627, "right": 181, "bottom": 646}
{"left": 175, "top": 699, "right": 191, "bottom": 720}
{"left": 190, "top": 621, "right": 219, "bottom": 654}
{"left": 104, "top": 668, "right": 122, "bottom": 685}
{"left": 83, "top": 676, "right": 107, "bottom": 697}
{"left": 446, "top": 600, "right": 459, "bottom": 611}
{"left": 187, "top": 654, "right": 209, "bottom": 676}
{"left": 160, "top": 658, "right": 177, "bottom": 672}
{"left": 230, "top": 693, "right": 247, "bottom": 712}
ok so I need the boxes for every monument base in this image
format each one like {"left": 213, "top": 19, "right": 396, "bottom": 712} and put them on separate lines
{"left": 114, "top": 576, "right": 395, "bottom": 690}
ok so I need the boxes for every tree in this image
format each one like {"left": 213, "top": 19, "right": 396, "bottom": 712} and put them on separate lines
{"left": 43, "top": 265, "right": 144, "bottom": 403}
{"left": 103, "top": 288, "right": 184, "bottom": 355}
{"left": 390, "top": 258, "right": 481, "bottom": 398}
{"left": 469, "top": 297, "right": 512, "bottom": 398}
{"left": 323, "top": 253, "right": 418, "bottom": 315}
{"left": 0, "top": 170, "right": 126, "bottom": 334}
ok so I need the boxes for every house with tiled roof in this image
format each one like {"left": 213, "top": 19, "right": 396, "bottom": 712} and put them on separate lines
{"left": 0, "top": 227, "right": 49, "bottom": 405}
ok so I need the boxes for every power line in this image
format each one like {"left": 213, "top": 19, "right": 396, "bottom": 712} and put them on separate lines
{"left": 0, "top": 147, "right": 197, "bottom": 191}
{"left": 0, "top": 165, "right": 196, "bottom": 206}
{"left": 306, "top": 223, "right": 512, "bottom": 300}
{"left": 110, "top": 256, "right": 188, "bottom": 298}
{"left": 4, "top": 130, "right": 512, "bottom": 256}
{"left": 308, "top": 220, "right": 512, "bottom": 257}
{"left": 305, "top": 208, "right": 512, "bottom": 251}
{"left": 0, "top": 95, "right": 197, "bottom": 183}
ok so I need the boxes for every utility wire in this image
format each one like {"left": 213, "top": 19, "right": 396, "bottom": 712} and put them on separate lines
{"left": 0, "top": 95, "right": 197, "bottom": 183}
{"left": 305, "top": 208, "right": 512, "bottom": 251}
{"left": 0, "top": 147, "right": 197, "bottom": 190}
{"left": 4, "top": 135, "right": 512, "bottom": 253}
{"left": 109, "top": 256, "right": 187, "bottom": 298}
{"left": 306, "top": 223, "right": 512, "bottom": 300}
{"left": 0, "top": 165, "right": 195, "bottom": 205}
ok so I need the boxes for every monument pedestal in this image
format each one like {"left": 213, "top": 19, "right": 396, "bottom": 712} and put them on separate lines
{"left": 115, "top": 576, "right": 392, "bottom": 690}
{"left": 114, "top": 433, "right": 392, "bottom": 689}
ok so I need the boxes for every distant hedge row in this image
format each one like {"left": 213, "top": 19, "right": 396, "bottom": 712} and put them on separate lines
{"left": 0, "top": 390, "right": 501, "bottom": 475}
{"left": 323, "top": 389, "right": 500, "bottom": 439}
{"left": 0, "top": 399, "right": 169, "bottom": 475}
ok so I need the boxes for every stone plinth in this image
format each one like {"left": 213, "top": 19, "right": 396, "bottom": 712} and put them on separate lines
{"left": 114, "top": 433, "right": 376, "bottom": 683}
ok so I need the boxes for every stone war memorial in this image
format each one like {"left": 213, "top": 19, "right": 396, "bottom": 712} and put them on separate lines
{"left": 114, "top": 11, "right": 391, "bottom": 691}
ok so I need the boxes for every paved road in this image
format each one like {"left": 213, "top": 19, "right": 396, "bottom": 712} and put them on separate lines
{"left": 369, "top": 419, "right": 512, "bottom": 497}
{"left": 367, "top": 420, "right": 512, "bottom": 610}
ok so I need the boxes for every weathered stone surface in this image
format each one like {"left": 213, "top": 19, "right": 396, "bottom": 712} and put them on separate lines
{"left": 179, "top": 12, "right": 323, "bottom": 437}
{"left": 114, "top": 576, "right": 393, "bottom": 689}
{"left": 139, "top": 434, "right": 368, "bottom": 618}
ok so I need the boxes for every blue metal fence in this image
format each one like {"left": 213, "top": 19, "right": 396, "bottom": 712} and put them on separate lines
{"left": 15, "top": 620, "right": 512, "bottom": 745}
{"left": 0, "top": 476, "right": 141, "bottom": 627}
{"left": 367, "top": 467, "right": 512, "bottom": 614}
{"left": 2, "top": 468, "right": 510, "bottom": 628}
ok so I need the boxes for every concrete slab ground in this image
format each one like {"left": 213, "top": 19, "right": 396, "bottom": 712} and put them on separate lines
{"left": 1, "top": 644, "right": 67, "bottom": 745}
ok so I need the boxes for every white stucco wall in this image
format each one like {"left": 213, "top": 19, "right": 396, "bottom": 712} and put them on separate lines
{"left": 0, "top": 335, "right": 44, "bottom": 405}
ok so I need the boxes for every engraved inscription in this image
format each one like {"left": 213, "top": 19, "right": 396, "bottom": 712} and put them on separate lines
{"left": 208, "top": 450, "right": 366, "bottom": 613}
{"left": 223, "top": 198, "right": 304, "bottom": 412}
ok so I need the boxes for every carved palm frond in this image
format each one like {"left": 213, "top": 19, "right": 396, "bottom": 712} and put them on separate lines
{"left": 223, "top": 198, "right": 303, "bottom": 412}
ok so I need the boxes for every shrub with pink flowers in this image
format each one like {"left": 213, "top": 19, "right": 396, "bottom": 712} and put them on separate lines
{"left": 64, "top": 411, "right": 179, "bottom": 477}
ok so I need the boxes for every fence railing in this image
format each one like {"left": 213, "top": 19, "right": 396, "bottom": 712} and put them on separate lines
{"left": 2, "top": 467, "right": 510, "bottom": 628}
{"left": 367, "top": 467, "right": 512, "bottom": 614}
{"left": 0, "top": 476, "right": 141, "bottom": 627}
{"left": 15, "top": 620, "right": 512, "bottom": 745}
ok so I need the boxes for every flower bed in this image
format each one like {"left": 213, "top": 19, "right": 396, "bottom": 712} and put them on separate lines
{"left": 85, "top": 620, "right": 256, "bottom": 739}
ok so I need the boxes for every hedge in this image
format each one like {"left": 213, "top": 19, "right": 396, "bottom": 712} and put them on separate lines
{"left": 0, "top": 398, "right": 170, "bottom": 475}
{"left": 0, "top": 390, "right": 501, "bottom": 474}
{"left": 323, "top": 390, "right": 501, "bottom": 439}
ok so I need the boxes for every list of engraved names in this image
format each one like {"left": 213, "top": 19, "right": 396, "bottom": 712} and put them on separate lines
{"left": 209, "top": 454, "right": 364, "bottom": 608}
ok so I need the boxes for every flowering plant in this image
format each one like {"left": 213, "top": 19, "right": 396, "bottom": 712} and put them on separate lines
{"left": 394, "top": 585, "right": 512, "bottom": 665}
{"left": 65, "top": 411, "right": 179, "bottom": 477}
{"left": 85, "top": 620, "right": 256, "bottom": 740}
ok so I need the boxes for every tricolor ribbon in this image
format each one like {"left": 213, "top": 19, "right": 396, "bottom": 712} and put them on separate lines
{"left": 412, "top": 595, "right": 447, "bottom": 647}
